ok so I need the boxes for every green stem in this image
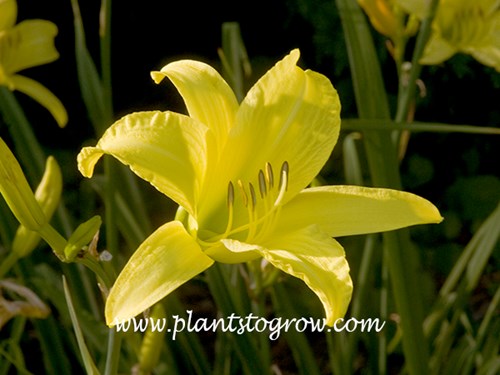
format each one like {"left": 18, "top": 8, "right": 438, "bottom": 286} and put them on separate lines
{"left": 98, "top": 3, "right": 123, "bottom": 372}
{"left": 395, "top": 0, "right": 440, "bottom": 124}
{"left": 38, "top": 224, "right": 67, "bottom": 260}
{"left": 76, "top": 253, "right": 114, "bottom": 291}
{"left": 104, "top": 328, "right": 122, "bottom": 375}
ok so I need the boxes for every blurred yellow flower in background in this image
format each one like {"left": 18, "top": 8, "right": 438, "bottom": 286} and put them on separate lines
{"left": 398, "top": 0, "right": 500, "bottom": 71}
{"left": 0, "top": 0, "right": 67, "bottom": 126}
{"left": 358, "top": 0, "right": 400, "bottom": 40}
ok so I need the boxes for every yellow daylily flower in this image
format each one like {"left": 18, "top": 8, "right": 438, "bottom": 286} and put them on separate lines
{"left": 398, "top": 0, "right": 500, "bottom": 71}
{"left": 78, "top": 49, "right": 442, "bottom": 326}
{"left": 0, "top": 0, "right": 67, "bottom": 126}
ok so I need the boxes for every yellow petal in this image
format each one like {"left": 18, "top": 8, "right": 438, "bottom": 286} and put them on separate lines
{"left": 2, "top": 20, "right": 58, "bottom": 74}
{"left": 151, "top": 59, "right": 239, "bottom": 154}
{"left": 11, "top": 75, "right": 67, "bottom": 127}
{"left": 230, "top": 225, "right": 352, "bottom": 326}
{"left": 0, "top": 0, "right": 17, "bottom": 30}
{"left": 470, "top": 46, "right": 500, "bottom": 72}
{"left": 78, "top": 111, "right": 211, "bottom": 216}
{"left": 277, "top": 185, "right": 443, "bottom": 237}
{"left": 419, "top": 33, "right": 457, "bottom": 65}
{"left": 200, "top": 49, "right": 341, "bottom": 222}
{"left": 105, "top": 221, "right": 214, "bottom": 326}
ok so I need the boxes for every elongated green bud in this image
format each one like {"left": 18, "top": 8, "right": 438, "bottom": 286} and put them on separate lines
{"left": 12, "top": 156, "right": 62, "bottom": 257}
{"left": 0, "top": 137, "right": 47, "bottom": 231}
{"left": 64, "top": 215, "right": 102, "bottom": 261}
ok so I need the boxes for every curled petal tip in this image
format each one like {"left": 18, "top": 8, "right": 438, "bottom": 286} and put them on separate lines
{"left": 150, "top": 71, "right": 166, "bottom": 84}
{"left": 77, "top": 147, "right": 104, "bottom": 178}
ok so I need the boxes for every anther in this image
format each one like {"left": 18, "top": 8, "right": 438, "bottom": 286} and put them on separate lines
{"left": 279, "top": 161, "right": 289, "bottom": 192}
{"left": 275, "top": 161, "right": 289, "bottom": 207}
{"left": 227, "top": 181, "right": 235, "bottom": 208}
{"left": 249, "top": 183, "right": 257, "bottom": 209}
{"left": 265, "top": 162, "right": 274, "bottom": 188}
{"left": 258, "top": 170, "right": 267, "bottom": 198}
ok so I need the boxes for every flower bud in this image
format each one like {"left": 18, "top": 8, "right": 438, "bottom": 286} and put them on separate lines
{"left": 12, "top": 156, "right": 62, "bottom": 257}
{"left": 64, "top": 215, "right": 102, "bottom": 261}
{"left": 0, "top": 137, "right": 47, "bottom": 231}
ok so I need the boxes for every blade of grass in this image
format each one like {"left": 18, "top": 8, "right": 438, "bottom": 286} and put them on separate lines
{"left": 63, "top": 276, "right": 101, "bottom": 375}
{"left": 0, "top": 317, "right": 29, "bottom": 375}
{"left": 342, "top": 119, "right": 500, "bottom": 135}
{"left": 342, "top": 133, "right": 385, "bottom": 373}
{"left": 425, "top": 203, "right": 500, "bottom": 372}
{"left": 70, "top": 0, "right": 106, "bottom": 133}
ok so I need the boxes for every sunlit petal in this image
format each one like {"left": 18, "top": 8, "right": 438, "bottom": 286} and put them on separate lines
{"left": 105, "top": 221, "right": 214, "bottom": 325}
{"left": 199, "top": 49, "right": 341, "bottom": 225}
{"left": 78, "top": 111, "right": 211, "bottom": 216}
{"left": 224, "top": 49, "right": 340, "bottom": 202}
{"left": 11, "top": 75, "right": 67, "bottom": 127}
{"left": 151, "top": 60, "right": 239, "bottom": 153}
{"left": 224, "top": 225, "right": 352, "bottom": 326}
{"left": 277, "top": 185, "right": 443, "bottom": 237}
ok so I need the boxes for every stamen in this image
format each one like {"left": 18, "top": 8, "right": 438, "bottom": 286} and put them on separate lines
{"left": 258, "top": 170, "right": 267, "bottom": 198}
{"left": 246, "top": 183, "right": 258, "bottom": 241}
{"left": 265, "top": 162, "right": 274, "bottom": 188}
{"left": 227, "top": 181, "right": 234, "bottom": 208}
{"left": 224, "top": 182, "right": 234, "bottom": 236}
{"left": 275, "top": 161, "right": 289, "bottom": 207}
{"left": 238, "top": 180, "right": 248, "bottom": 207}
{"left": 249, "top": 183, "right": 257, "bottom": 209}
{"left": 279, "top": 161, "right": 289, "bottom": 191}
